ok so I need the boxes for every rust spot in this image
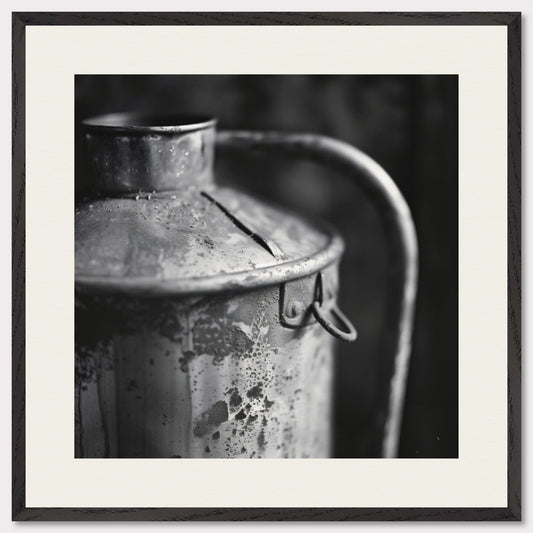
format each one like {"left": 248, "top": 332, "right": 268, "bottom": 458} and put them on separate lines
{"left": 257, "top": 428, "right": 266, "bottom": 450}
{"left": 264, "top": 397, "right": 274, "bottom": 410}
{"left": 193, "top": 319, "right": 254, "bottom": 365}
{"left": 193, "top": 400, "right": 229, "bottom": 437}
{"left": 247, "top": 383, "right": 263, "bottom": 399}
{"left": 179, "top": 350, "right": 195, "bottom": 372}
{"left": 229, "top": 389, "right": 242, "bottom": 408}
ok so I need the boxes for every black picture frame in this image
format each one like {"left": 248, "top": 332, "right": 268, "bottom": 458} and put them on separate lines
{"left": 12, "top": 11, "right": 521, "bottom": 521}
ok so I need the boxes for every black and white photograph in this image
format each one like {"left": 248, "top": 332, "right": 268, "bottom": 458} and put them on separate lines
{"left": 74, "top": 75, "right": 458, "bottom": 460}
{"left": 11, "top": 10, "right": 520, "bottom": 522}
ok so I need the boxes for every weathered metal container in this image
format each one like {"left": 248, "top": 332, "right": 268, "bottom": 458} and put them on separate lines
{"left": 75, "top": 112, "right": 417, "bottom": 459}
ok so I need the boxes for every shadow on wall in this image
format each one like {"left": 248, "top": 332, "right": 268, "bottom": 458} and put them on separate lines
{"left": 75, "top": 75, "right": 458, "bottom": 458}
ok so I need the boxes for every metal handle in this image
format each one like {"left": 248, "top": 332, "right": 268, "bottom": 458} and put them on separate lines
{"left": 312, "top": 303, "right": 357, "bottom": 343}
{"left": 312, "top": 271, "right": 357, "bottom": 342}
{"left": 216, "top": 130, "right": 418, "bottom": 459}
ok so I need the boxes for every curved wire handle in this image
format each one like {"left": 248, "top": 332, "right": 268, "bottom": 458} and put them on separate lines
{"left": 216, "top": 130, "right": 418, "bottom": 459}
{"left": 312, "top": 271, "right": 357, "bottom": 342}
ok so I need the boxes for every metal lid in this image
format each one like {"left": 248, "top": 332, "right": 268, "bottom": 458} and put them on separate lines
{"left": 76, "top": 113, "right": 343, "bottom": 296}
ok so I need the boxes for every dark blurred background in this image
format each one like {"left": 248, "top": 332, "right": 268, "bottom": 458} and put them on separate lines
{"left": 75, "top": 75, "right": 458, "bottom": 458}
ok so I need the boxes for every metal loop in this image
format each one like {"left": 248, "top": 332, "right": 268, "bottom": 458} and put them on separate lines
{"left": 311, "top": 301, "right": 357, "bottom": 342}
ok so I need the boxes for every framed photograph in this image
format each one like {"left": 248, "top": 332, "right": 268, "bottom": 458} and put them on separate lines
{"left": 12, "top": 12, "right": 520, "bottom": 521}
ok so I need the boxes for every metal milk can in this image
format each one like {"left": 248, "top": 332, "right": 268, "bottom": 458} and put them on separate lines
{"left": 75, "top": 112, "right": 417, "bottom": 459}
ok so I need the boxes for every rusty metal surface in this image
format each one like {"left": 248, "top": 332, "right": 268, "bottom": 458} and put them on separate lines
{"left": 75, "top": 266, "right": 338, "bottom": 458}
{"left": 75, "top": 113, "right": 348, "bottom": 459}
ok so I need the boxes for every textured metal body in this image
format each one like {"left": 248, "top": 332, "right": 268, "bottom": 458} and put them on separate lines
{"left": 76, "top": 113, "right": 345, "bottom": 458}
{"left": 75, "top": 266, "right": 337, "bottom": 458}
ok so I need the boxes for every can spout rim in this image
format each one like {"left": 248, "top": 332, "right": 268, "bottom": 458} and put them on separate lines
{"left": 83, "top": 111, "right": 217, "bottom": 134}
{"left": 82, "top": 111, "right": 217, "bottom": 193}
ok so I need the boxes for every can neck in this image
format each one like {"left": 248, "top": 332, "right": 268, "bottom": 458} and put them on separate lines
{"left": 83, "top": 113, "right": 217, "bottom": 194}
